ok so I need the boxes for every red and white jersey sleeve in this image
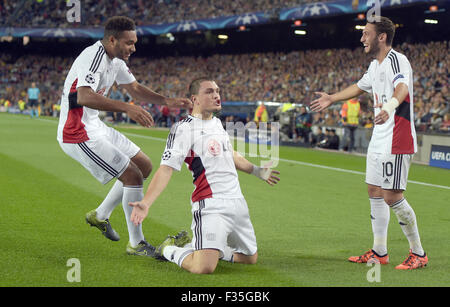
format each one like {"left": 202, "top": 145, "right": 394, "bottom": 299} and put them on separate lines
{"left": 160, "top": 116, "right": 243, "bottom": 203}
{"left": 357, "top": 49, "right": 417, "bottom": 155}
{"left": 57, "top": 41, "right": 136, "bottom": 143}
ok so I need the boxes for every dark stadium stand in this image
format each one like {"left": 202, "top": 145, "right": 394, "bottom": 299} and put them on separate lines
{"left": 0, "top": 0, "right": 331, "bottom": 27}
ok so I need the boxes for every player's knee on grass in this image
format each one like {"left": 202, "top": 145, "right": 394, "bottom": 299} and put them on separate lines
{"left": 119, "top": 162, "right": 143, "bottom": 186}
{"left": 234, "top": 252, "right": 258, "bottom": 264}
{"left": 184, "top": 249, "right": 220, "bottom": 274}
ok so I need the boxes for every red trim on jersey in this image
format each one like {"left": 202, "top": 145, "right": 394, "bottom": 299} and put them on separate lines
{"left": 62, "top": 107, "right": 89, "bottom": 143}
{"left": 63, "top": 78, "right": 89, "bottom": 143}
{"left": 70, "top": 78, "right": 78, "bottom": 93}
{"left": 185, "top": 150, "right": 213, "bottom": 202}
{"left": 392, "top": 94, "right": 414, "bottom": 154}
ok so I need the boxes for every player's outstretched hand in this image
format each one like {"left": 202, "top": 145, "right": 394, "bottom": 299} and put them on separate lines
{"left": 264, "top": 169, "right": 280, "bottom": 186}
{"left": 309, "top": 92, "right": 333, "bottom": 112}
{"left": 253, "top": 162, "right": 281, "bottom": 186}
{"left": 166, "top": 97, "right": 193, "bottom": 109}
{"left": 373, "top": 103, "right": 389, "bottom": 125}
{"left": 126, "top": 104, "right": 154, "bottom": 128}
{"left": 128, "top": 201, "right": 150, "bottom": 226}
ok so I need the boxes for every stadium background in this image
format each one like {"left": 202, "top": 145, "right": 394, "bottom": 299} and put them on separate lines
{"left": 1, "top": 0, "right": 449, "bottom": 154}
{"left": 0, "top": 0, "right": 449, "bottom": 289}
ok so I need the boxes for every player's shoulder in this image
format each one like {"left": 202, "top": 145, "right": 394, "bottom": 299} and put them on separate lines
{"left": 213, "top": 116, "right": 225, "bottom": 128}
{"left": 78, "top": 41, "right": 104, "bottom": 58}
{"left": 388, "top": 49, "right": 410, "bottom": 65}
{"left": 75, "top": 41, "right": 106, "bottom": 69}
{"left": 169, "top": 115, "right": 195, "bottom": 132}
{"left": 112, "top": 57, "right": 128, "bottom": 69}
{"left": 366, "top": 59, "right": 377, "bottom": 72}
{"left": 387, "top": 49, "right": 411, "bottom": 74}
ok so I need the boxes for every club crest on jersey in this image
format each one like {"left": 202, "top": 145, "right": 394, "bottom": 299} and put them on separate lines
{"left": 85, "top": 73, "right": 95, "bottom": 84}
{"left": 207, "top": 139, "right": 221, "bottom": 156}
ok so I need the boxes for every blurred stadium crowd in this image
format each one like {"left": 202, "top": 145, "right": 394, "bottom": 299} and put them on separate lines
{"left": 1, "top": 40, "right": 449, "bottom": 135}
{"left": 1, "top": 0, "right": 329, "bottom": 28}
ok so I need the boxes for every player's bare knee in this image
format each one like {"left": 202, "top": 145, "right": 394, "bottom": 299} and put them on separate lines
{"left": 383, "top": 190, "right": 404, "bottom": 206}
{"left": 191, "top": 263, "right": 217, "bottom": 274}
{"left": 249, "top": 253, "right": 258, "bottom": 264}
{"left": 132, "top": 152, "right": 152, "bottom": 178}
{"left": 143, "top": 160, "right": 152, "bottom": 178}
{"left": 367, "top": 184, "right": 382, "bottom": 198}
{"left": 236, "top": 253, "right": 258, "bottom": 264}
{"left": 119, "top": 163, "right": 143, "bottom": 186}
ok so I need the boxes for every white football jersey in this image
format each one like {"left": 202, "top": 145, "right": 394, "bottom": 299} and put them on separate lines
{"left": 357, "top": 49, "right": 417, "bottom": 155}
{"left": 57, "top": 41, "right": 136, "bottom": 143}
{"left": 160, "top": 115, "right": 243, "bottom": 202}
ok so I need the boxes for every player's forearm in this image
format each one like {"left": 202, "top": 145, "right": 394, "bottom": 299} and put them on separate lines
{"left": 77, "top": 87, "right": 131, "bottom": 112}
{"left": 127, "top": 82, "right": 168, "bottom": 105}
{"left": 330, "top": 84, "right": 364, "bottom": 103}
{"left": 381, "top": 83, "right": 409, "bottom": 115}
{"left": 392, "top": 83, "right": 409, "bottom": 104}
{"left": 233, "top": 151, "right": 253, "bottom": 174}
{"left": 141, "top": 165, "right": 173, "bottom": 208}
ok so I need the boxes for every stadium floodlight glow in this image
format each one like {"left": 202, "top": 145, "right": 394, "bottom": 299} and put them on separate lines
{"left": 424, "top": 19, "right": 438, "bottom": 24}
{"left": 218, "top": 34, "right": 228, "bottom": 40}
{"left": 165, "top": 33, "right": 175, "bottom": 41}
{"left": 294, "top": 30, "right": 306, "bottom": 35}
{"left": 294, "top": 20, "right": 302, "bottom": 26}
{"left": 429, "top": 5, "right": 438, "bottom": 11}
{"left": 355, "top": 25, "right": 365, "bottom": 30}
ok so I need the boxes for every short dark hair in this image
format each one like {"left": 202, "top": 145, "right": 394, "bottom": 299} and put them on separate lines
{"left": 104, "top": 16, "right": 136, "bottom": 39}
{"left": 188, "top": 77, "right": 214, "bottom": 96}
{"left": 368, "top": 16, "right": 396, "bottom": 46}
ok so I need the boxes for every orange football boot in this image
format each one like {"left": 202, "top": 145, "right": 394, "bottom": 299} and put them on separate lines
{"left": 348, "top": 249, "right": 389, "bottom": 264}
{"left": 395, "top": 250, "right": 428, "bottom": 270}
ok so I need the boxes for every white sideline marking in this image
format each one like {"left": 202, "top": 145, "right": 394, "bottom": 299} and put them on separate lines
{"left": 35, "top": 118, "right": 450, "bottom": 190}
{"left": 125, "top": 132, "right": 450, "bottom": 190}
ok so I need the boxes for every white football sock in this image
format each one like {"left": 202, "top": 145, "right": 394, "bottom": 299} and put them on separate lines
{"left": 163, "top": 245, "right": 194, "bottom": 267}
{"left": 96, "top": 180, "right": 123, "bottom": 220}
{"left": 370, "top": 197, "right": 390, "bottom": 256}
{"left": 391, "top": 198, "right": 424, "bottom": 256}
{"left": 122, "top": 186, "right": 145, "bottom": 247}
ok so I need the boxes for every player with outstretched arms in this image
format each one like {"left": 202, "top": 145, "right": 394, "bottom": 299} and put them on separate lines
{"left": 310, "top": 16, "right": 427, "bottom": 270}
{"left": 129, "top": 77, "right": 280, "bottom": 274}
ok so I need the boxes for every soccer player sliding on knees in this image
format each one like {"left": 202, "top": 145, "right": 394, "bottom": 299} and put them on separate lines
{"left": 129, "top": 78, "right": 280, "bottom": 274}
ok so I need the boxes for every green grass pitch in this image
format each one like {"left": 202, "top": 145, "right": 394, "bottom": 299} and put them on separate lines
{"left": 0, "top": 113, "right": 449, "bottom": 287}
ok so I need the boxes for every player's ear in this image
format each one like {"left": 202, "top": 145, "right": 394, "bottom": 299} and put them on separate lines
{"left": 378, "top": 33, "right": 386, "bottom": 43}
{"left": 108, "top": 34, "right": 117, "bottom": 45}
